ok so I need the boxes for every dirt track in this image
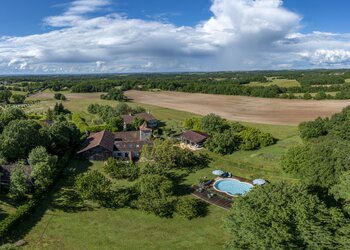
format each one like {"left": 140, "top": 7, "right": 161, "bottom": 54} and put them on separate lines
{"left": 125, "top": 90, "right": 350, "bottom": 125}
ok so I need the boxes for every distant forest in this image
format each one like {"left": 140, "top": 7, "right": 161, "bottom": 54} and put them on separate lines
{"left": 2, "top": 69, "right": 350, "bottom": 99}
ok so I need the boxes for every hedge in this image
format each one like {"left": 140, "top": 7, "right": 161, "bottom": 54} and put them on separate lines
{"left": 0, "top": 151, "right": 72, "bottom": 243}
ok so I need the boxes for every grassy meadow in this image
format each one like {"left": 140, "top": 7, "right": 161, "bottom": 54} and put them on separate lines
{"left": 4, "top": 90, "right": 301, "bottom": 249}
{"left": 248, "top": 78, "right": 301, "bottom": 88}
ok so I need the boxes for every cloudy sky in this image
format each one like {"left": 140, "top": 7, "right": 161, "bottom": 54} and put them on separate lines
{"left": 1, "top": 0, "right": 350, "bottom": 74}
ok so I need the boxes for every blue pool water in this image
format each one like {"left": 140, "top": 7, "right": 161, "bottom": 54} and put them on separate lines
{"left": 214, "top": 179, "right": 253, "bottom": 196}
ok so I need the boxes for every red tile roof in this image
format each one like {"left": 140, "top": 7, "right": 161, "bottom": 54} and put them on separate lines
{"left": 77, "top": 130, "right": 115, "bottom": 154}
{"left": 181, "top": 130, "right": 209, "bottom": 144}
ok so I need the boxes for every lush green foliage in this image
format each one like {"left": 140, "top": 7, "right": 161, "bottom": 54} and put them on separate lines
{"left": 104, "top": 158, "right": 139, "bottom": 181}
{"left": 11, "top": 94, "right": 26, "bottom": 104}
{"left": 205, "top": 129, "right": 241, "bottom": 155}
{"left": 282, "top": 136, "right": 350, "bottom": 189}
{"left": 48, "top": 121, "right": 80, "bottom": 154}
{"left": 330, "top": 170, "right": 350, "bottom": 213}
{"left": 225, "top": 182, "right": 349, "bottom": 249}
{"left": 54, "top": 93, "right": 66, "bottom": 101}
{"left": 238, "top": 127, "right": 276, "bottom": 150}
{"left": 0, "top": 120, "right": 48, "bottom": 160}
{"left": 75, "top": 170, "right": 114, "bottom": 207}
{"left": 9, "top": 163, "right": 29, "bottom": 200}
{"left": 201, "top": 113, "right": 229, "bottom": 133}
{"left": 175, "top": 197, "right": 207, "bottom": 220}
{"left": 0, "top": 107, "right": 26, "bottom": 132}
{"left": 29, "top": 146, "right": 58, "bottom": 191}
{"left": 142, "top": 139, "right": 209, "bottom": 172}
{"left": 100, "top": 88, "right": 126, "bottom": 101}
{"left": 299, "top": 117, "right": 328, "bottom": 140}
{"left": 0, "top": 90, "right": 12, "bottom": 103}
{"left": 136, "top": 174, "right": 175, "bottom": 218}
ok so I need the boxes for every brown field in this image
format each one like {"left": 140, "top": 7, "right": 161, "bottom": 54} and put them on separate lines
{"left": 125, "top": 90, "right": 350, "bottom": 125}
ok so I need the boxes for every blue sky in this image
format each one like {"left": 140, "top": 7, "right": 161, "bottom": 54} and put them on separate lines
{"left": 1, "top": 0, "right": 350, "bottom": 36}
{"left": 0, "top": 0, "right": 350, "bottom": 73}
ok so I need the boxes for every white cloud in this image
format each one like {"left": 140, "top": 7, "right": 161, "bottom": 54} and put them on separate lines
{"left": 1, "top": 0, "right": 350, "bottom": 74}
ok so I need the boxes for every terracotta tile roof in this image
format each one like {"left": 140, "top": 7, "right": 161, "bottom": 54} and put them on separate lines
{"left": 122, "top": 115, "right": 134, "bottom": 125}
{"left": 115, "top": 131, "right": 140, "bottom": 142}
{"left": 181, "top": 130, "right": 209, "bottom": 144}
{"left": 77, "top": 130, "right": 115, "bottom": 154}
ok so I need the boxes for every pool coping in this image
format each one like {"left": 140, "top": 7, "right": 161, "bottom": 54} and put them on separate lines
{"left": 212, "top": 177, "right": 254, "bottom": 197}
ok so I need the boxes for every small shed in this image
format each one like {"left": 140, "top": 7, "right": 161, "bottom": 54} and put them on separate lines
{"left": 180, "top": 130, "right": 209, "bottom": 148}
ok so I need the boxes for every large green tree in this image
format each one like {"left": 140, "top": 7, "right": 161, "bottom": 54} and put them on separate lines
{"left": 225, "top": 182, "right": 349, "bottom": 249}
{"left": 137, "top": 174, "right": 175, "bottom": 217}
{"left": 282, "top": 136, "right": 350, "bottom": 189}
{"left": 205, "top": 129, "right": 241, "bottom": 155}
{"left": 0, "top": 107, "right": 26, "bottom": 132}
{"left": 330, "top": 170, "right": 350, "bottom": 213}
{"left": 201, "top": 113, "right": 229, "bottom": 133}
{"left": 48, "top": 121, "right": 80, "bottom": 154}
{"left": 9, "top": 163, "right": 29, "bottom": 200}
{"left": 29, "top": 146, "right": 57, "bottom": 191}
{"left": 75, "top": 170, "right": 113, "bottom": 207}
{"left": 0, "top": 120, "right": 48, "bottom": 160}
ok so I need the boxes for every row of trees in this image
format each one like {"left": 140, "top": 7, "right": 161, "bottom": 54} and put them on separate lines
{"left": 184, "top": 114, "right": 276, "bottom": 155}
{"left": 299, "top": 106, "right": 350, "bottom": 141}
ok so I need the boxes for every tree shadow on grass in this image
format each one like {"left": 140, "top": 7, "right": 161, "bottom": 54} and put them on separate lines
{"left": 5, "top": 158, "right": 94, "bottom": 243}
{"left": 170, "top": 172, "right": 192, "bottom": 196}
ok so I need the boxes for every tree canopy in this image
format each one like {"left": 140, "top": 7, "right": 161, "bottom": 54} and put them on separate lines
{"left": 225, "top": 182, "right": 349, "bottom": 249}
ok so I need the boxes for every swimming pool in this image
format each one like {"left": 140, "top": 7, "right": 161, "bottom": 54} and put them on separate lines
{"left": 213, "top": 178, "right": 253, "bottom": 196}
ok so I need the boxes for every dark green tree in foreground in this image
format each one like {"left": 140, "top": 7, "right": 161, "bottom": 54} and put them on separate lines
{"left": 75, "top": 170, "right": 113, "bottom": 206}
{"left": 331, "top": 170, "right": 350, "bottom": 214}
{"left": 225, "top": 182, "right": 349, "bottom": 249}
{"left": 136, "top": 174, "right": 175, "bottom": 217}
{"left": 9, "top": 163, "right": 29, "bottom": 200}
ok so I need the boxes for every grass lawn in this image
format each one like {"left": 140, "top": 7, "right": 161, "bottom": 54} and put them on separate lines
{"left": 20, "top": 159, "right": 228, "bottom": 250}
{"left": 345, "top": 79, "right": 350, "bottom": 83}
{"left": 11, "top": 92, "right": 299, "bottom": 249}
{"left": 248, "top": 78, "right": 301, "bottom": 88}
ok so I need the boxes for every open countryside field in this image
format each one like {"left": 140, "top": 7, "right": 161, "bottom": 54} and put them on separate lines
{"left": 125, "top": 90, "right": 350, "bottom": 125}
{"left": 248, "top": 78, "right": 301, "bottom": 88}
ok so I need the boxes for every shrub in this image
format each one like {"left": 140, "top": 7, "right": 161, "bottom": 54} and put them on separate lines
{"left": 175, "top": 197, "right": 207, "bottom": 220}
{"left": 238, "top": 127, "right": 276, "bottom": 150}
{"left": 54, "top": 93, "right": 66, "bottom": 101}
{"left": 299, "top": 117, "right": 328, "bottom": 140}
{"left": 75, "top": 170, "right": 113, "bottom": 207}
{"left": 205, "top": 129, "right": 241, "bottom": 155}
{"left": 136, "top": 174, "right": 175, "bottom": 217}
{"left": 104, "top": 158, "right": 139, "bottom": 181}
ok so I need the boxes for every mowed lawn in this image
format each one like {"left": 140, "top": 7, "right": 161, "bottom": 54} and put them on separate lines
{"left": 20, "top": 159, "right": 228, "bottom": 250}
{"left": 16, "top": 91, "right": 299, "bottom": 249}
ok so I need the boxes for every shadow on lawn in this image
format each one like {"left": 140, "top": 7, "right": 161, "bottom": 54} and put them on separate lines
{"left": 6, "top": 158, "right": 94, "bottom": 242}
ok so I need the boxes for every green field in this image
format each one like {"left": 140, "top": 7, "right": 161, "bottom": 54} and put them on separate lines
{"left": 248, "top": 78, "right": 301, "bottom": 88}
{"left": 4, "top": 92, "right": 299, "bottom": 249}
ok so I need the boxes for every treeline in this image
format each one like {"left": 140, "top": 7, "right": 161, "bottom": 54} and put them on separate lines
{"left": 0, "top": 106, "right": 80, "bottom": 242}
{"left": 2, "top": 69, "right": 350, "bottom": 99}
